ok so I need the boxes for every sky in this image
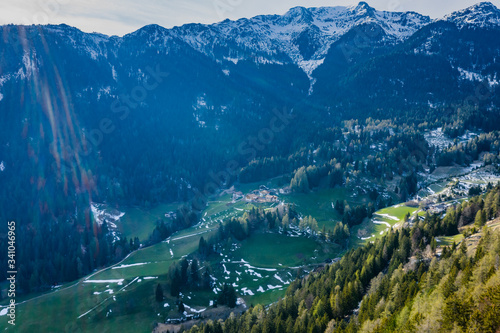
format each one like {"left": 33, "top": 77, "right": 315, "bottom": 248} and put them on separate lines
{"left": 0, "top": 0, "right": 492, "bottom": 36}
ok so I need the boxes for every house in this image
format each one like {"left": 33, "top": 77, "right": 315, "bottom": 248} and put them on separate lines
{"left": 232, "top": 191, "right": 244, "bottom": 201}
{"left": 245, "top": 194, "right": 259, "bottom": 202}
{"left": 265, "top": 195, "right": 279, "bottom": 202}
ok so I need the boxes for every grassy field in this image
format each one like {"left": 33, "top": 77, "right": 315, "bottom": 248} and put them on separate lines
{"left": 431, "top": 165, "right": 469, "bottom": 179}
{"left": 283, "top": 187, "right": 370, "bottom": 230}
{"left": 350, "top": 204, "right": 418, "bottom": 247}
{"left": 376, "top": 205, "right": 418, "bottom": 221}
{"left": 0, "top": 219, "right": 222, "bottom": 333}
{"left": 428, "top": 180, "right": 451, "bottom": 194}
{"left": 210, "top": 232, "right": 335, "bottom": 306}
{"left": 117, "top": 203, "right": 180, "bottom": 241}
{"left": 232, "top": 233, "right": 321, "bottom": 268}
{"left": 437, "top": 234, "right": 464, "bottom": 246}
{"left": 0, "top": 272, "right": 164, "bottom": 332}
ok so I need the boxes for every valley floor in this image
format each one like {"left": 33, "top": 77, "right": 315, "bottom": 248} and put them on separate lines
{"left": 1, "top": 159, "right": 498, "bottom": 332}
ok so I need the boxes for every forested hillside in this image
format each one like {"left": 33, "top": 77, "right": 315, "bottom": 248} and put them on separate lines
{"left": 187, "top": 186, "right": 500, "bottom": 333}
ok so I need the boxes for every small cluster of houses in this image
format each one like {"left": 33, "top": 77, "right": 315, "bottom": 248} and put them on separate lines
{"left": 243, "top": 185, "right": 279, "bottom": 204}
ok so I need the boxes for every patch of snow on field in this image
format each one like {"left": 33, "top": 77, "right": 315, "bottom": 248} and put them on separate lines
{"left": 375, "top": 214, "right": 399, "bottom": 222}
{"left": 274, "top": 274, "right": 288, "bottom": 284}
{"left": 184, "top": 304, "right": 206, "bottom": 313}
{"left": 267, "top": 285, "right": 282, "bottom": 290}
{"left": 241, "top": 287, "right": 254, "bottom": 296}
{"left": 0, "top": 308, "right": 8, "bottom": 316}
{"left": 91, "top": 203, "right": 125, "bottom": 225}
{"left": 112, "top": 262, "right": 148, "bottom": 269}
{"left": 143, "top": 276, "right": 158, "bottom": 280}
{"left": 236, "top": 298, "right": 246, "bottom": 307}
{"left": 257, "top": 286, "right": 265, "bottom": 293}
{"left": 232, "top": 260, "right": 277, "bottom": 272}
{"left": 246, "top": 269, "right": 263, "bottom": 278}
{"left": 373, "top": 219, "right": 393, "bottom": 227}
{"left": 424, "top": 128, "right": 454, "bottom": 151}
{"left": 84, "top": 279, "right": 124, "bottom": 284}
{"left": 458, "top": 67, "right": 483, "bottom": 81}
{"left": 90, "top": 202, "right": 125, "bottom": 242}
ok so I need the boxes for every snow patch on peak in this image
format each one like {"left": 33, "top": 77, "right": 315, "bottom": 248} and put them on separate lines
{"left": 349, "top": 1, "right": 376, "bottom": 17}
{"left": 298, "top": 58, "right": 325, "bottom": 78}
{"left": 282, "top": 6, "right": 314, "bottom": 25}
{"left": 444, "top": 2, "right": 500, "bottom": 29}
{"left": 167, "top": 3, "right": 430, "bottom": 83}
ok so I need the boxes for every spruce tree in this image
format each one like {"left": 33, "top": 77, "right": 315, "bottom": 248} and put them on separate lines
{"left": 155, "top": 283, "right": 164, "bottom": 302}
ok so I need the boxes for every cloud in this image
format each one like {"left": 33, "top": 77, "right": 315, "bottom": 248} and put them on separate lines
{"left": 0, "top": 0, "right": 488, "bottom": 36}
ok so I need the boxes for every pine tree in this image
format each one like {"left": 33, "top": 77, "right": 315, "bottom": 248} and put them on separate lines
{"left": 170, "top": 268, "right": 181, "bottom": 297}
{"left": 475, "top": 209, "right": 486, "bottom": 227}
{"left": 155, "top": 283, "right": 164, "bottom": 302}
{"left": 190, "top": 259, "right": 200, "bottom": 286}
{"left": 178, "top": 301, "right": 185, "bottom": 313}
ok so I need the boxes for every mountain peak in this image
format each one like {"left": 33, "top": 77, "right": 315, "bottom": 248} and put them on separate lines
{"left": 282, "top": 6, "right": 313, "bottom": 24}
{"left": 126, "top": 24, "right": 169, "bottom": 39}
{"left": 356, "top": 1, "right": 373, "bottom": 10}
{"left": 471, "top": 2, "right": 498, "bottom": 11}
{"left": 140, "top": 24, "right": 167, "bottom": 32}
{"left": 444, "top": 1, "right": 500, "bottom": 29}
{"left": 352, "top": 1, "right": 376, "bottom": 16}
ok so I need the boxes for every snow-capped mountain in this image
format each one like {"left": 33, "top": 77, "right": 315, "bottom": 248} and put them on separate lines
{"left": 443, "top": 2, "right": 500, "bottom": 29}
{"left": 1, "top": 2, "right": 499, "bottom": 92}
{"left": 0, "top": 2, "right": 499, "bottom": 138}
{"left": 0, "top": 2, "right": 499, "bottom": 116}
{"left": 165, "top": 2, "right": 431, "bottom": 78}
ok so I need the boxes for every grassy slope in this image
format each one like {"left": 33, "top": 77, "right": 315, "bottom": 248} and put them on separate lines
{"left": 119, "top": 203, "right": 181, "bottom": 241}
{"left": 283, "top": 187, "right": 370, "bottom": 229}
{"left": 350, "top": 204, "right": 418, "bottom": 247}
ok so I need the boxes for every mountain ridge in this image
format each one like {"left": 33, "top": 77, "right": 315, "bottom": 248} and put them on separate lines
{"left": 2, "top": 2, "right": 498, "bottom": 83}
